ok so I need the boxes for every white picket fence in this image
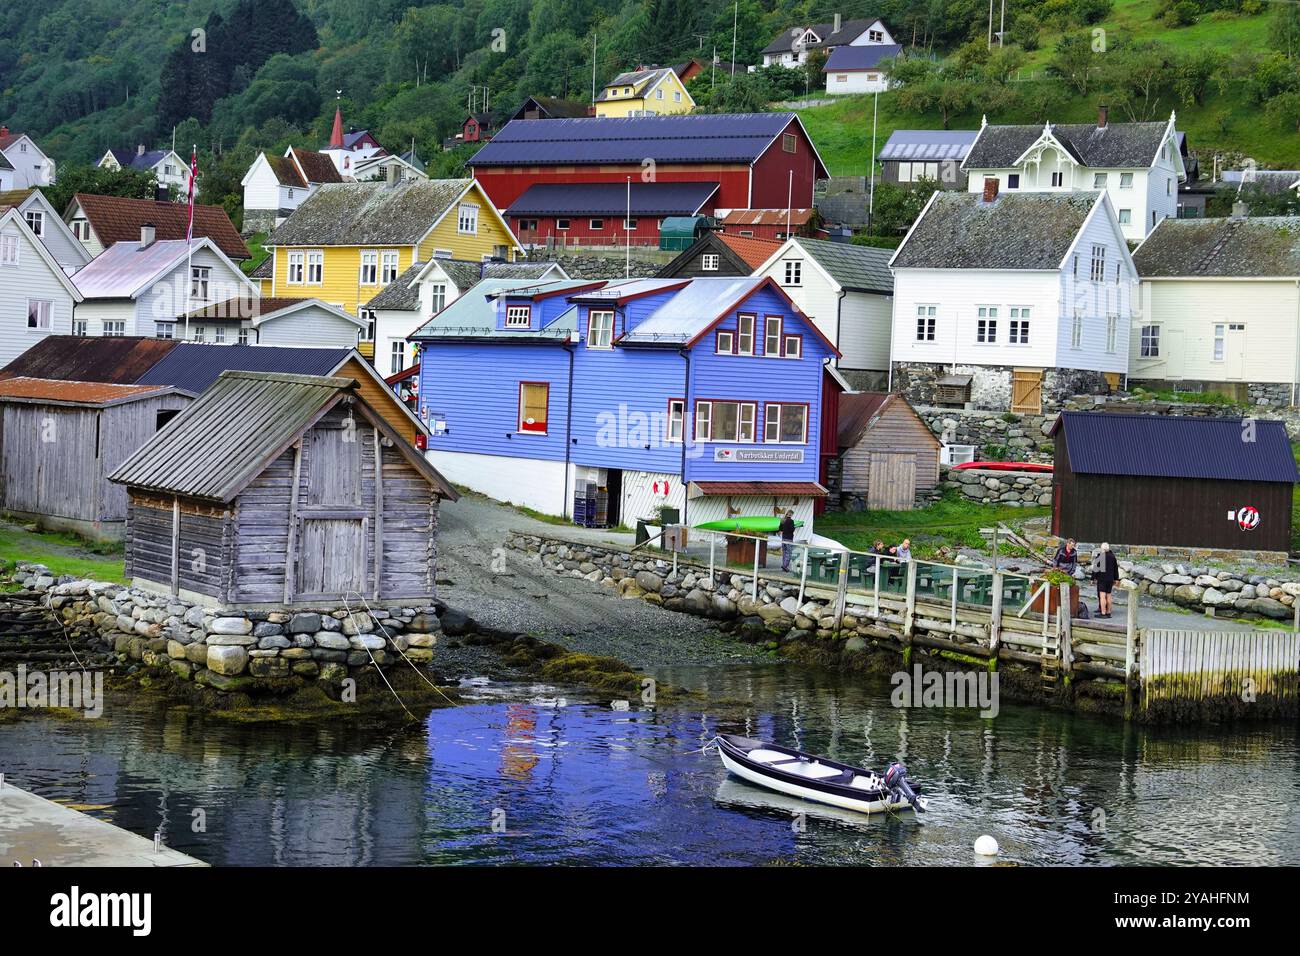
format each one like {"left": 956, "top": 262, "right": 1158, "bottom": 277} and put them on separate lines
{"left": 1140, "top": 629, "right": 1300, "bottom": 707}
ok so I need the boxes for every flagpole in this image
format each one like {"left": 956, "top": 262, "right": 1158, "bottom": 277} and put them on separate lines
{"left": 625, "top": 175, "right": 631, "bottom": 279}
{"left": 184, "top": 145, "right": 197, "bottom": 339}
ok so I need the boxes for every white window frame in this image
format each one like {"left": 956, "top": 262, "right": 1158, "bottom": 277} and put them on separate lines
{"left": 26, "top": 298, "right": 51, "bottom": 330}
{"left": 915, "top": 305, "right": 936, "bottom": 342}
{"left": 716, "top": 329, "right": 734, "bottom": 353}
{"left": 782, "top": 260, "right": 802, "bottom": 286}
{"left": 763, "top": 316, "right": 783, "bottom": 356}
{"left": 457, "top": 203, "right": 479, "bottom": 235}
{"left": 1089, "top": 244, "right": 1106, "bottom": 283}
{"left": 1119, "top": 172, "right": 1134, "bottom": 189}
{"left": 702, "top": 253, "right": 720, "bottom": 271}
{"left": 24, "top": 210, "right": 43, "bottom": 236}
{"left": 736, "top": 314, "right": 755, "bottom": 355}
{"left": 667, "top": 399, "right": 685, "bottom": 443}
{"left": 190, "top": 265, "right": 211, "bottom": 301}
{"left": 1009, "top": 307, "right": 1030, "bottom": 345}
{"left": 1106, "top": 314, "right": 1118, "bottom": 353}
{"left": 783, "top": 334, "right": 802, "bottom": 358}
{"left": 390, "top": 340, "right": 406, "bottom": 375}
{"left": 1140, "top": 324, "right": 1160, "bottom": 358}
{"left": 306, "top": 250, "right": 323, "bottom": 284}
{"left": 238, "top": 326, "right": 251, "bottom": 345}
{"left": 587, "top": 310, "right": 614, "bottom": 349}
{"left": 213, "top": 325, "right": 227, "bottom": 344}
{"left": 976, "top": 306, "right": 998, "bottom": 344}
{"left": 72, "top": 319, "right": 88, "bottom": 337}
{"left": 694, "top": 400, "right": 756, "bottom": 443}
{"left": 287, "top": 250, "right": 305, "bottom": 284}
{"left": 380, "top": 250, "right": 400, "bottom": 284}
{"left": 359, "top": 250, "right": 379, "bottom": 285}
{"left": 430, "top": 283, "right": 446, "bottom": 314}
{"left": 0, "top": 234, "right": 19, "bottom": 265}
{"left": 1071, "top": 313, "right": 1083, "bottom": 349}
{"left": 764, "top": 403, "right": 808, "bottom": 445}
{"left": 505, "top": 305, "right": 531, "bottom": 328}
{"left": 103, "top": 320, "right": 126, "bottom": 337}
{"left": 1118, "top": 208, "right": 1132, "bottom": 225}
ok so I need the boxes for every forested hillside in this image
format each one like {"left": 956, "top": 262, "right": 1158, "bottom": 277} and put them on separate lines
{"left": 3, "top": 0, "right": 1298, "bottom": 225}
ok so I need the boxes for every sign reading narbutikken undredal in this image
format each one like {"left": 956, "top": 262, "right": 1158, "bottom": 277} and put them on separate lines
{"left": 713, "top": 448, "right": 804, "bottom": 463}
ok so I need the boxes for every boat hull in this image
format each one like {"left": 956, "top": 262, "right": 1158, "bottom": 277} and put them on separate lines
{"left": 717, "top": 741, "right": 925, "bottom": 815}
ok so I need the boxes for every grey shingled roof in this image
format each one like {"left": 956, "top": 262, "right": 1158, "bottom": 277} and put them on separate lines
{"left": 268, "top": 179, "right": 474, "bottom": 246}
{"left": 963, "top": 122, "right": 1168, "bottom": 170}
{"left": 365, "top": 262, "right": 425, "bottom": 311}
{"left": 1133, "top": 216, "right": 1300, "bottom": 278}
{"left": 796, "top": 238, "right": 893, "bottom": 293}
{"left": 892, "top": 192, "right": 1100, "bottom": 271}
{"left": 762, "top": 18, "right": 881, "bottom": 54}
{"left": 109, "top": 371, "right": 456, "bottom": 501}
{"left": 249, "top": 257, "right": 273, "bottom": 279}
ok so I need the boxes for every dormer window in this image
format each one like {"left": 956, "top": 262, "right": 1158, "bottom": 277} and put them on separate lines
{"left": 587, "top": 310, "right": 614, "bottom": 348}
{"left": 505, "top": 304, "right": 531, "bottom": 328}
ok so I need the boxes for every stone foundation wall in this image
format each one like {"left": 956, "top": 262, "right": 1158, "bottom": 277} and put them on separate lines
{"left": 892, "top": 362, "right": 1110, "bottom": 412}
{"left": 942, "top": 466, "right": 1053, "bottom": 506}
{"left": 1129, "top": 378, "right": 1293, "bottom": 410}
{"left": 7, "top": 562, "right": 442, "bottom": 693}
{"left": 240, "top": 208, "right": 278, "bottom": 237}
{"left": 920, "top": 407, "right": 1056, "bottom": 461}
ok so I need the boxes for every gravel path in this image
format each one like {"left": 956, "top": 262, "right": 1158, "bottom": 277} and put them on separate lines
{"left": 436, "top": 494, "right": 766, "bottom": 668}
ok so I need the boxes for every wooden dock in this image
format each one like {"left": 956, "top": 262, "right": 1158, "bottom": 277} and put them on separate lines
{"left": 0, "top": 779, "right": 204, "bottom": 867}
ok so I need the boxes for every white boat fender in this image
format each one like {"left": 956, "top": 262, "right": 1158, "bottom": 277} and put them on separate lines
{"left": 974, "top": 835, "right": 1000, "bottom": 856}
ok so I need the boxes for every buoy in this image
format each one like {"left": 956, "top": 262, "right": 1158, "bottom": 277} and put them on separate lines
{"left": 974, "top": 835, "right": 999, "bottom": 856}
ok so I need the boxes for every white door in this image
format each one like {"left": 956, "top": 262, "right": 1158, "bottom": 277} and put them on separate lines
{"left": 1224, "top": 323, "right": 1246, "bottom": 380}
{"left": 1164, "top": 329, "right": 1185, "bottom": 378}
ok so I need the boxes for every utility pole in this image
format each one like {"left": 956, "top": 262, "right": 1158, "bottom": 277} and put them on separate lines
{"left": 592, "top": 33, "right": 598, "bottom": 106}
{"left": 731, "top": 1, "right": 738, "bottom": 76}
{"left": 988, "top": 0, "right": 994, "bottom": 50}
{"left": 625, "top": 176, "right": 632, "bottom": 279}
{"left": 1000, "top": 0, "right": 1006, "bottom": 47}
{"left": 868, "top": 90, "right": 878, "bottom": 224}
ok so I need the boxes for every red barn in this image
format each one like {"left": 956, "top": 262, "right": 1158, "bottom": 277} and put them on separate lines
{"left": 467, "top": 113, "right": 828, "bottom": 246}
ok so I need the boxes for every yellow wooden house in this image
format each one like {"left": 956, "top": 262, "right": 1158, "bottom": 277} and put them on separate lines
{"left": 264, "top": 178, "right": 523, "bottom": 358}
{"left": 594, "top": 67, "right": 695, "bottom": 118}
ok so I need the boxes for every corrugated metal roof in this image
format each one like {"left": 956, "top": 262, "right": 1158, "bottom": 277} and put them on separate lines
{"left": 109, "top": 372, "right": 356, "bottom": 500}
{"left": 620, "top": 276, "right": 764, "bottom": 343}
{"left": 0, "top": 336, "right": 180, "bottom": 383}
{"left": 71, "top": 239, "right": 208, "bottom": 299}
{"left": 1054, "top": 411, "right": 1300, "bottom": 483}
{"left": 408, "top": 279, "right": 580, "bottom": 339}
{"left": 506, "top": 181, "right": 719, "bottom": 216}
{"left": 877, "top": 129, "right": 979, "bottom": 162}
{"left": 0, "top": 377, "right": 173, "bottom": 407}
{"left": 837, "top": 392, "right": 891, "bottom": 448}
{"left": 469, "top": 114, "right": 802, "bottom": 168}
{"left": 135, "top": 343, "right": 352, "bottom": 393}
{"left": 718, "top": 208, "right": 813, "bottom": 227}
{"left": 796, "top": 238, "right": 893, "bottom": 293}
{"left": 823, "top": 44, "right": 901, "bottom": 71}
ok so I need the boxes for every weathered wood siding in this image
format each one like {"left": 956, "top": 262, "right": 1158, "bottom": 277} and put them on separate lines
{"left": 840, "top": 400, "right": 940, "bottom": 501}
{"left": 98, "top": 395, "right": 193, "bottom": 520}
{"left": 1, "top": 404, "right": 100, "bottom": 520}
{"left": 125, "top": 494, "right": 229, "bottom": 599}
{"left": 231, "top": 448, "right": 296, "bottom": 604}
{"left": 379, "top": 440, "right": 439, "bottom": 599}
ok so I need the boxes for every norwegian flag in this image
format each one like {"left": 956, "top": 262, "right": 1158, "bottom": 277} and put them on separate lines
{"left": 185, "top": 146, "right": 198, "bottom": 244}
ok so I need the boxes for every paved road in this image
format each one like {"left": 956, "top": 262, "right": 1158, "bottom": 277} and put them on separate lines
{"left": 435, "top": 493, "right": 765, "bottom": 667}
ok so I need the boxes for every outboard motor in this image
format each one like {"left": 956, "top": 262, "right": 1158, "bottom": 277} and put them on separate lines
{"left": 884, "top": 762, "right": 924, "bottom": 811}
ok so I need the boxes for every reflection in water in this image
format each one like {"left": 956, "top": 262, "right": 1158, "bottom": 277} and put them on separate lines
{"left": 0, "top": 662, "right": 1297, "bottom": 866}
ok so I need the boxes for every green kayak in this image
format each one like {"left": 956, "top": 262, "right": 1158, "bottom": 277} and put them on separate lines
{"left": 694, "top": 516, "right": 803, "bottom": 533}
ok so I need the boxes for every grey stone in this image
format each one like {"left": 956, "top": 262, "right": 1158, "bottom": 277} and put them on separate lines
{"left": 313, "top": 632, "right": 351, "bottom": 650}
{"left": 258, "top": 635, "right": 292, "bottom": 650}
{"left": 206, "top": 632, "right": 256, "bottom": 647}
{"left": 206, "top": 644, "right": 248, "bottom": 676}
{"left": 290, "top": 613, "right": 322, "bottom": 633}
{"left": 209, "top": 616, "right": 253, "bottom": 636}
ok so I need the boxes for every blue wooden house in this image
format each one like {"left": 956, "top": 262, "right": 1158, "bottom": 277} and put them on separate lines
{"left": 410, "top": 275, "right": 840, "bottom": 531}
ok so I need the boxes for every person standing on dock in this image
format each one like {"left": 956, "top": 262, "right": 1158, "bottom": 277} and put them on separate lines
{"left": 1052, "top": 538, "right": 1078, "bottom": 574}
{"left": 1090, "top": 543, "right": 1118, "bottom": 618}
{"left": 779, "top": 510, "right": 796, "bottom": 572}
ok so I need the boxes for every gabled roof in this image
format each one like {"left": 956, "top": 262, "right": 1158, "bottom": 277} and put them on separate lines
{"left": 181, "top": 296, "right": 365, "bottom": 328}
{"left": 717, "top": 234, "right": 785, "bottom": 270}
{"left": 506, "top": 181, "right": 719, "bottom": 217}
{"left": 365, "top": 262, "right": 425, "bottom": 311}
{"left": 267, "top": 179, "right": 486, "bottom": 247}
{"left": 109, "top": 371, "right": 456, "bottom": 501}
{"left": 789, "top": 237, "right": 893, "bottom": 293}
{"left": 135, "top": 343, "right": 353, "bottom": 393}
{"left": 468, "top": 114, "right": 828, "bottom": 178}
{"left": 0, "top": 377, "right": 177, "bottom": 408}
{"left": 596, "top": 67, "right": 676, "bottom": 102}
{"left": 0, "top": 187, "right": 35, "bottom": 210}
{"left": 762, "top": 18, "right": 883, "bottom": 54}
{"left": 878, "top": 129, "right": 979, "bottom": 163}
{"left": 837, "top": 392, "right": 939, "bottom": 450}
{"left": 514, "top": 96, "right": 591, "bottom": 119}
{"left": 266, "top": 153, "right": 307, "bottom": 188}
{"left": 963, "top": 121, "right": 1170, "bottom": 170}
{"left": 0, "top": 152, "right": 12, "bottom": 171}
{"left": 71, "top": 237, "right": 252, "bottom": 300}
{"left": 289, "top": 148, "right": 344, "bottom": 185}
{"left": 0, "top": 336, "right": 179, "bottom": 384}
{"left": 823, "top": 44, "right": 901, "bottom": 72}
{"left": 717, "top": 207, "right": 813, "bottom": 228}
{"left": 0, "top": 208, "right": 84, "bottom": 300}
{"left": 1133, "top": 216, "right": 1300, "bottom": 278}
{"left": 891, "top": 191, "right": 1101, "bottom": 271}
{"left": 69, "top": 193, "right": 249, "bottom": 260}
{"left": 1052, "top": 411, "right": 1300, "bottom": 483}
{"left": 0, "top": 131, "right": 35, "bottom": 152}
{"left": 108, "top": 148, "right": 176, "bottom": 172}
{"left": 249, "top": 257, "right": 273, "bottom": 279}
{"left": 406, "top": 258, "right": 568, "bottom": 295}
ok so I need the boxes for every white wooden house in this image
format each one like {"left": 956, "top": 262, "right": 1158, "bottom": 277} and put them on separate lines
{"left": 961, "top": 109, "right": 1184, "bottom": 242}
{"left": 98, "top": 146, "right": 193, "bottom": 196}
{"left": 71, "top": 229, "right": 257, "bottom": 339}
{"left": 179, "top": 296, "right": 366, "bottom": 349}
{"left": 0, "top": 189, "right": 90, "bottom": 272}
{"left": 761, "top": 15, "right": 895, "bottom": 68}
{"left": 889, "top": 185, "right": 1137, "bottom": 413}
{"left": 754, "top": 237, "right": 893, "bottom": 388}
{"left": 240, "top": 147, "right": 344, "bottom": 234}
{"left": 1130, "top": 215, "right": 1300, "bottom": 407}
{"left": 0, "top": 127, "right": 56, "bottom": 189}
{"left": 0, "top": 209, "right": 83, "bottom": 367}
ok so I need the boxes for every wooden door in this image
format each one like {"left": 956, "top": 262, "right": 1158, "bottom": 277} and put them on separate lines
{"left": 867, "top": 452, "right": 917, "bottom": 511}
{"left": 297, "top": 517, "right": 366, "bottom": 597}
{"left": 1011, "top": 368, "right": 1043, "bottom": 414}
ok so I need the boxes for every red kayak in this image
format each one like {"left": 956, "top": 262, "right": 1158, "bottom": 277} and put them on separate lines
{"left": 953, "top": 460, "right": 1053, "bottom": 473}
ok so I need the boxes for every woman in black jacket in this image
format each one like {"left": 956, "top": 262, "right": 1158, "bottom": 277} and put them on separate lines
{"left": 1090, "top": 543, "right": 1119, "bottom": 618}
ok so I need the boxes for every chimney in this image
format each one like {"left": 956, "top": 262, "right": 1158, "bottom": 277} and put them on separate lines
{"left": 0, "top": 125, "right": 8, "bottom": 139}
{"left": 982, "top": 177, "right": 1000, "bottom": 203}
{"left": 137, "top": 143, "right": 146, "bottom": 156}
{"left": 386, "top": 162, "right": 399, "bottom": 186}
{"left": 1097, "top": 105, "right": 1109, "bottom": 129}
{"left": 1231, "top": 200, "right": 1249, "bottom": 219}
{"left": 139, "top": 222, "right": 156, "bottom": 248}
{"left": 833, "top": 13, "right": 841, "bottom": 33}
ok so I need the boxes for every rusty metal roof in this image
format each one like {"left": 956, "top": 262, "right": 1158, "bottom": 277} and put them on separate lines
{"left": 691, "top": 481, "right": 827, "bottom": 497}
{"left": 109, "top": 371, "right": 457, "bottom": 501}
{"left": 0, "top": 376, "right": 174, "bottom": 406}
{"left": 0, "top": 335, "right": 180, "bottom": 383}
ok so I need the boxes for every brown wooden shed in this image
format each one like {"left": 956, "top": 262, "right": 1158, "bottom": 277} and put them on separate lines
{"left": 836, "top": 392, "right": 941, "bottom": 510}
{"left": 0, "top": 378, "right": 192, "bottom": 539}
{"left": 1051, "top": 411, "right": 1299, "bottom": 553}
{"left": 109, "top": 371, "right": 458, "bottom": 607}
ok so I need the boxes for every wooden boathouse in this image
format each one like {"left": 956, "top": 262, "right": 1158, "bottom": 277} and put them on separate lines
{"left": 109, "top": 371, "right": 458, "bottom": 606}
{"left": 0, "top": 378, "right": 192, "bottom": 539}
{"left": 1050, "top": 411, "right": 1300, "bottom": 554}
